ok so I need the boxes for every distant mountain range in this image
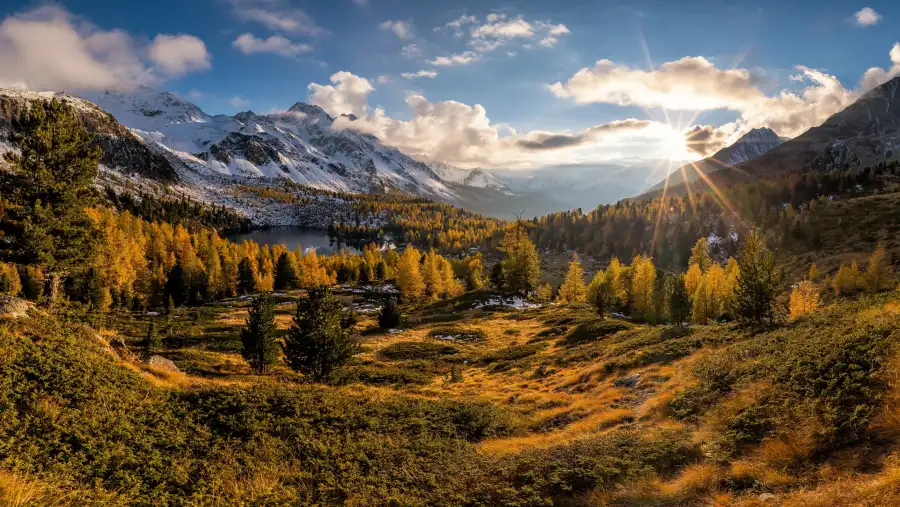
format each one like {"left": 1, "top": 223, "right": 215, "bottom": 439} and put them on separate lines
{"left": 647, "top": 127, "right": 787, "bottom": 193}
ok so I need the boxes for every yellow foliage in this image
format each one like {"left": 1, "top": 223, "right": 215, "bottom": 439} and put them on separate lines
{"left": 557, "top": 253, "right": 587, "bottom": 303}
{"left": 396, "top": 246, "right": 425, "bottom": 301}
{"left": 789, "top": 281, "right": 820, "bottom": 320}
{"left": 684, "top": 263, "right": 703, "bottom": 297}
{"left": 630, "top": 255, "right": 656, "bottom": 316}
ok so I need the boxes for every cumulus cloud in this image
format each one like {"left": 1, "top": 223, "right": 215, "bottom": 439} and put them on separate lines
{"left": 232, "top": 33, "right": 312, "bottom": 57}
{"left": 472, "top": 14, "right": 534, "bottom": 39}
{"left": 516, "top": 120, "right": 653, "bottom": 151}
{"left": 380, "top": 20, "right": 413, "bottom": 40}
{"left": 684, "top": 125, "right": 730, "bottom": 156}
{"left": 401, "top": 70, "right": 438, "bottom": 79}
{"left": 375, "top": 74, "right": 392, "bottom": 84}
{"left": 229, "top": 0, "right": 326, "bottom": 36}
{"left": 435, "top": 13, "right": 570, "bottom": 55}
{"left": 445, "top": 14, "right": 477, "bottom": 36}
{"left": 148, "top": 34, "right": 211, "bottom": 75}
{"left": 854, "top": 7, "right": 881, "bottom": 26}
{"left": 428, "top": 51, "right": 479, "bottom": 66}
{"left": 307, "top": 71, "right": 374, "bottom": 117}
{"left": 320, "top": 72, "right": 669, "bottom": 169}
{"left": 550, "top": 44, "right": 900, "bottom": 138}
{"left": 0, "top": 6, "right": 208, "bottom": 91}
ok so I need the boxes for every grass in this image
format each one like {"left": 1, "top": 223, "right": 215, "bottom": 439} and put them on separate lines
{"left": 4, "top": 286, "right": 900, "bottom": 504}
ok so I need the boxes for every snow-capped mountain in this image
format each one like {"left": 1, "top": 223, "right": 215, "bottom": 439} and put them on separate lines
{"left": 647, "top": 128, "right": 786, "bottom": 193}
{"left": 0, "top": 86, "right": 522, "bottom": 223}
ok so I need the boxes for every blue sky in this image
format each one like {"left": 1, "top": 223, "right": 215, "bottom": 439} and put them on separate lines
{"left": 1, "top": 0, "right": 898, "bottom": 170}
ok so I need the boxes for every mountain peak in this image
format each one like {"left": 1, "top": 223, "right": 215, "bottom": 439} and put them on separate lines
{"left": 288, "top": 102, "right": 330, "bottom": 117}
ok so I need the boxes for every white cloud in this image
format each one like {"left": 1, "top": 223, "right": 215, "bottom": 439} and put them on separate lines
{"left": 428, "top": 51, "right": 479, "bottom": 66}
{"left": 400, "top": 43, "right": 421, "bottom": 58}
{"left": 307, "top": 71, "right": 374, "bottom": 117}
{"left": 379, "top": 20, "right": 413, "bottom": 40}
{"left": 445, "top": 14, "right": 477, "bottom": 36}
{"left": 229, "top": 96, "right": 249, "bottom": 108}
{"left": 232, "top": 33, "right": 312, "bottom": 57}
{"left": 439, "top": 13, "right": 570, "bottom": 55}
{"left": 472, "top": 14, "right": 534, "bottom": 39}
{"left": 229, "top": 0, "right": 326, "bottom": 36}
{"left": 854, "top": 7, "right": 881, "bottom": 26}
{"left": 0, "top": 6, "right": 208, "bottom": 91}
{"left": 322, "top": 72, "right": 671, "bottom": 169}
{"left": 549, "top": 46, "right": 900, "bottom": 138}
{"left": 375, "top": 75, "right": 392, "bottom": 84}
{"left": 148, "top": 34, "right": 211, "bottom": 75}
{"left": 401, "top": 70, "right": 438, "bottom": 79}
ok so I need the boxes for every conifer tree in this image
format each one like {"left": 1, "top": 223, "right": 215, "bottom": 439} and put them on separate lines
{"left": 464, "top": 254, "right": 485, "bottom": 291}
{"left": 587, "top": 270, "right": 613, "bottom": 317}
{"left": 500, "top": 219, "right": 541, "bottom": 295}
{"left": 240, "top": 292, "right": 279, "bottom": 375}
{"left": 534, "top": 282, "right": 553, "bottom": 303}
{"left": 808, "top": 263, "right": 819, "bottom": 281}
{"left": 146, "top": 319, "right": 163, "bottom": 354}
{"left": 630, "top": 255, "right": 656, "bottom": 318}
{"left": 0, "top": 263, "right": 22, "bottom": 297}
{"left": 396, "top": 246, "right": 425, "bottom": 301}
{"left": 0, "top": 98, "right": 101, "bottom": 303}
{"left": 789, "top": 281, "right": 820, "bottom": 320}
{"left": 237, "top": 257, "right": 258, "bottom": 295}
{"left": 865, "top": 246, "right": 892, "bottom": 293}
{"left": 378, "top": 296, "right": 403, "bottom": 329}
{"left": 669, "top": 274, "right": 691, "bottom": 329}
{"left": 605, "top": 257, "right": 628, "bottom": 306}
{"left": 283, "top": 286, "right": 360, "bottom": 382}
{"left": 733, "top": 230, "right": 779, "bottom": 324}
{"left": 558, "top": 253, "right": 587, "bottom": 303}
{"left": 684, "top": 263, "right": 703, "bottom": 297}
{"left": 273, "top": 252, "right": 300, "bottom": 290}
{"left": 689, "top": 237, "right": 712, "bottom": 271}
{"left": 490, "top": 262, "right": 504, "bottom": 290}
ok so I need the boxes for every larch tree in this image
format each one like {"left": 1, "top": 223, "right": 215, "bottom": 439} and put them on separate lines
{"left": 464, "top": 253, "right": 485, "bottom": 291}
{"left": 283, "top": 286, "right": 360, "bottom": 383}
{"left": 689, "top": 237, "right": 712, "bottom": 271}
{"left": 733, "top": 230, "right": 779, "bottom": 324}
{"left": 396, "top": 246, "right": 425, "bottom": 301}
{"left": 684, "top": 263, "right": 703, "bottom": 298}
{"left": 789, "top": 281, "right": 820, "bottom": 320}
{"left": 587, "top": 269, "right": 614, "bottom": 317}
{"left": 558, "top": 253, "right": 587, "bottom": 303}
{"left": 240, "top": 292, "right": 279, "bottom": 375}
{"left": 630, "top": 255, "right": 657, "bottom": 318}
{"left": 865, "top": 246, "right": 892, "bottom": 293}
{"left": 0, "top": 98, "right": 101, "bottom": 304}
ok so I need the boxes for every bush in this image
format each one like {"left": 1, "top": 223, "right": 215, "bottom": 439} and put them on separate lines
{"left": 379, "top": 341, "right": 459, "bottom": 361}
{"left": 378, "top": 297, "right": 403, "bottom": 329}
{"left": 562, "top": 318, "right": 633, "bottom": 346}
{"left": 428, "top": 326, "right": 486, "bottom": 342}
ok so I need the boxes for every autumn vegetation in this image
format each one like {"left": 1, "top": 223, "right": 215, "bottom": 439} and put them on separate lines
{"left": 3, "top": 98, "right": 900, "bottom": 505}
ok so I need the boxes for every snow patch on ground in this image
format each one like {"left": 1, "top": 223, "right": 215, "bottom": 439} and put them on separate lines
{"left": 472, "top": 296, "right": 541, "bottom": 310}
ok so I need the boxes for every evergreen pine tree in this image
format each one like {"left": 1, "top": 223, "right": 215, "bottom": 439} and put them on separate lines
{"left": 273, "top": 252, "right": 300, "bottom": 290}
{"left": 733, "top": 230, "right": 779, "bottom": 324}
{"left": 240, "top": 292, "right": 279, "bottom": 375}
{"left": 500, "top": 219, "right": 541, "bottom": 295}
{"left": 283, "top": 286, "right": 360, "bottom": 382}
{"left": 587, "top": 270, "right": 613, "bottom": 317}
{"left": 146, "top": 319, "right": 163, "bottom": 354}
{"left": 669, "top": 274, "right": 691, "bottom": 329}
{"left": 0, "top": 98, "right": 102, "bottom": 304}
{"left": 237, "top": 257, "right": 258, "bottom": 295}
{"left": 490, "top": 262, "right": 504, "bottom": 290}
{"left": 378, "top": 297, "right": 403, "bottom": 329}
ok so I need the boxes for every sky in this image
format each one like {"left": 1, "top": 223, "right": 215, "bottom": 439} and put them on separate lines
{"left": 1, "top": 0, "right": 899, "bottom": 173}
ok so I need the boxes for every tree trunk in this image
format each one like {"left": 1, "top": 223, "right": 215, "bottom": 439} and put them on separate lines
{"left": 47, "top": 272, "right": 62, "bottom": 307}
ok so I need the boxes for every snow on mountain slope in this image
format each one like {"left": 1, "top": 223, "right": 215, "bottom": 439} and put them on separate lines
{"left": 78, "top": 87, "right": 497, "bottom": 204}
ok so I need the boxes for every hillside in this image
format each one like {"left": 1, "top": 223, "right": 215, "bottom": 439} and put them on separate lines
{"left": 647, "top": 128, "right": 786, "bottom": 193}
{"left": 3, "top": 283, "right": 900, "bottom": 505}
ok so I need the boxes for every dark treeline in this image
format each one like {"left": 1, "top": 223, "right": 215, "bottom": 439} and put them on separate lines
{"left": 105, "top": 187, "right": 252, "bottom": 234}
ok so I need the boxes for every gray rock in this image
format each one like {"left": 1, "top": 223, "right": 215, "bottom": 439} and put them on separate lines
{"left": 613, "top": 373, "right": 641, "bottom": 388}
{"left": 146, "top": 355, "right": 180, "bottom": 373}
{"left": 0, "top": 296, "right": 33, "bottom": 320}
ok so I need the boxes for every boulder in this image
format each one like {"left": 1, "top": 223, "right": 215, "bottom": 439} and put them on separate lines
{"left": 0, "top": 296, "right": 33, "bottom": 320}
{"left": 146, "top": 355, "right": 180, "bottom": 373}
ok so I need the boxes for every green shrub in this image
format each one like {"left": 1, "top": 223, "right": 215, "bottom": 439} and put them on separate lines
{"left": 562, "top": 318, "right": 632, "bottom": 346}
{"left": 379, "top": 341, "right": 458, "bottom": 361}
{"left": 428, "top": 326, "right": 486, "bottom": 342}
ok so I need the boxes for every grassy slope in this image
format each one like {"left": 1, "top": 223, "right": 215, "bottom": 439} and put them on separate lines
{"left": 2, "top": 287, "right": 900, "bottom": 505}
